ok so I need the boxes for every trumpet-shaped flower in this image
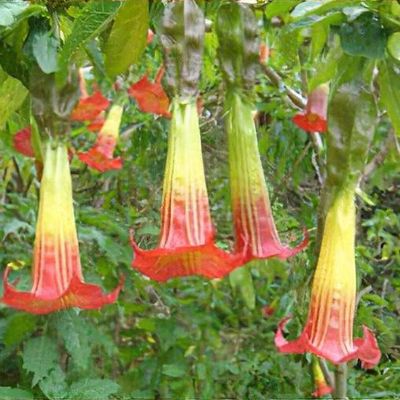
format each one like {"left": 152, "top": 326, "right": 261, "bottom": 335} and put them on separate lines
{"left": 275, "top": 190, "right": 381, "bottom": 367}
{"left": 293, "top": 84, "right": 329, "bottom": 133}
{"left": 226, "top": 93, "right": 308, "bottom": 264}
{"left": 128, "top": 67, "right": 171, "bottom": 118}
{"left": 2, "top": 142, "right": 122, "bottom": 314}
{"left": 78, "top": 104, "right": 123, "bottom": 172}
{"left": 130, "top": 100, "right": 243, "bottom": 281}
{"left": 311, "top": 359, "right": 332, "bottom": 398}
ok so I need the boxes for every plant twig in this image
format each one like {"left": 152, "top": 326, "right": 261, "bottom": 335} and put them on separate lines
{"left": 319, "top": 358, "right": 335, "bottom": 389}
{"left": 333, "top": 363, "right": 348, "bottom": 400}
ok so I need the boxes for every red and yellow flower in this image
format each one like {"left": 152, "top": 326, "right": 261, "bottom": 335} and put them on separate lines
{"left": 128, "top": 67, "right": 171, "bottom": 118}
{"left": 78, "top": 104, "right": 123, "bottom": 172}
{"left": 311, "top": 359, "right": 333, "bottom": 398}
{"left": 227, "top": 93, "right": 308, "bottom": 264}
{"left": 275, "top": 189, "right": 381, "bottom": 367}
{"left": 293, "top": 84, "right": 329, "bottom": 133}
{"left": 130, "top": 99, "right": 243, "bottom": 281}
{"left": 2, "top": 142, "right": 122, "bottom": 314}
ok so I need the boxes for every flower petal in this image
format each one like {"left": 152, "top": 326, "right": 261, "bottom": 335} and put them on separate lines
{"left": 354, "top": 325, "right": 381, "bottom": 369}
{"left": 78, "top": 149, "right": 123, "bottom": 172}
{"left": 293, "top": 113, "right": 328, "bottom": 133}
{"left": 13, "top": 126, "right": 35, "bottom": 158}
{"left": 2, "top": 268, "right": 123, "bottom": 315}
{"left": 128, "top": 75, "right": 171, "bottom": 118}
{"left": 71, "top": 91, "right": 110, "bottom": 121}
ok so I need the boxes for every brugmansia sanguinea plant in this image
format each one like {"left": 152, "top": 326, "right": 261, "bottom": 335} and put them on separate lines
{"left": 216, "top": 3, "right": 308, "bottom": 264}
{"left": 2, "top": 142, "right": 122, "bottom": 314}
{"left": 78, "top": 104, "right": 123, "bottom": 172}
{"left": 293, "top": 83, "right": 329, "bottom": 133}
{"left": 275, "top": 83, "right": 381, "bottom": 367}
{"left": 130, "top": 0, "right": 243, "bottom": 281}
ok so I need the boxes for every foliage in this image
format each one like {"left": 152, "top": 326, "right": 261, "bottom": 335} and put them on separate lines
{"left": 0, "top": 0, "right": 399, "bottom": 399}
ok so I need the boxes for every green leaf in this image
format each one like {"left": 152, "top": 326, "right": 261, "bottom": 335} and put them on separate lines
{"left": 0, "top": 0, "right": 28, "bottom": 27}
{"left": 22, "top": 336, "right": 59, "bottom": 386}
{"left": 229, "top": 267, "right": 255, "bottom": 310}
{"left": 54, "top": 311, "right": 91, "bottom": 371}
{"left": 38, "top": 366, "right": 68, "bottom": 400}
{"left": 0, "top": 387, "right": 33, "bottom": 400}
{"left": 162, "top": 363, "right": 186, "bottom": 378}
{"left": 0, "top": 75, "right": 28, "bottom": 129}
{"left": 31, "top": 29, "right": 58, "bottom": 74}
{"left": 3, "top": 314, "right": 37, "bottom": 347}
{"left": 387, "top": 32, "right": 400, "bottom": 61}
{"left": 57, "top": 0, "right": 120, "bottom": 83}
{"left": 104, "top": 0, "right": 149, "bottom": 78}
{"left": 69, "top": 379, "right": 120, "bottom": 400}
{"left": 379, "top": 60, "right": 400, "bottom": 137}
{"left": 265, "top": 0, "right": 302, "bottom": 18}
{"left": 339, "top": 12, "right": 387, "bottom": 59}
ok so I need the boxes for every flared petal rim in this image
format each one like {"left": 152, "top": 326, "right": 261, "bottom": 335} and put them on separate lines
{"left": 128, "top": 75, "right": 171, "bottom": 118}
{"left": 78, "top": 149, "right": 123, "bottom": 172}
{"left": 312, "top": 383, "right": 333, "bottom": 398}
{"left": 275, "top": 317, "right": 381, "bottom": 368}
{"left": 71, "top": 91, "right": 110, "bottom": 122}
{"left": 2, "top": 267, "right": 124, "bottom": 315}
{"left": 292, "top": 113, "right": 327, "bottom": 133}
{"left": 130, "top": 232, "right": 244, "bottom": 282}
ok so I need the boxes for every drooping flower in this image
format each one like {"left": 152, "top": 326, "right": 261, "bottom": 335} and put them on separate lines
{"left": 78, "top": 104, "right": 123, "bottom": 172}
{"left": 71, "top": 90, "right": 110, "bottom": 122}
{"left": 128, "top": 67, "right": 171, "bottom": 118}
{"left": 293, "top": 83, "right": 329, "bottom": 133}
{"left": 130, "top": 99, "right": 243, "bottom": 282}
{"left": 226, "top": 92, "right": 308, "bottom": 264}
{"left": 275, "top": 189, "right": 381, "bottom": 367}
{"left": 13, "top": 126, "right": 34, "bottom": 158}
{"left": 259, "top": 43, "right": 270, "bottom": 64}
{"left": 2, "top": 142, "right": 123, "bottom": 314}
{"left": 147, "top": 28, "right": 155, "bottom": 44}
{"left": 311, "top": 358, "right": 332, "bottom": 398}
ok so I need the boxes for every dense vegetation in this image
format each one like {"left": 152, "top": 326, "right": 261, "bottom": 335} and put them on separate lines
{"left": 0, "top": 0, "right": 399, "bottom": 399}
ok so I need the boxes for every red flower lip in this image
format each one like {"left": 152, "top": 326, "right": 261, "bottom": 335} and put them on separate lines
{"left": 293, "top": 84, "right": 329, "bottom": 133}
{"left": 275, "top": 318, "right": 381, "bottom": 368}
{"left": 71, "top": 91, "right": 110, "bottom": 122}
{"left": 2, "top": 268, "right": 124, "bottom": 315}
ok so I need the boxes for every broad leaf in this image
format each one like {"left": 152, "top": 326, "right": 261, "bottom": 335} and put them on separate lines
{"left": 104, "top": 0, "right": 149, "bottom": 78}
{"left": 22, "top": 336, "right": 59, "bottom": 386}
{"left": 0, "top": 75, "right": 28, "bottom": 129}
{"left": 31, "top": 29, "right": 58, "bottom": 74}
{"left": 69, "top": 379, "right": 120, "bottom": 400}
{"left": 229, "top": 267, "right": 255, "bottom": 310}
{"left": 339, "top": 12, "right": 386, "bottom": 59}
{"left": 0, "top": 0, "right": 27, "bottom": 27}
{"left": 58, "top": 1, "right": 120, "bottom": 82}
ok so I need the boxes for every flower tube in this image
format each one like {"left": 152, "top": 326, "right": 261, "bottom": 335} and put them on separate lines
{"left": 130, "top": 100, "right": 243, "bottom": 281}
{"left": 227, "top": 93, "right": 308, "bottom": 263}
{"left": 293, "top": 83, "right": 329, "bottom": 133}
{"left": 2, "top": 142, "right": 122, "bottom": 314}
{"left": 275, "top": 189, "right": 381, "bottom": 367}
{"left": 78, "top": 104, "right": 123, "bottom": 172}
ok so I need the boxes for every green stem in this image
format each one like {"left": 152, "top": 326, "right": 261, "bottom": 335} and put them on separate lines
{"left": 333, "top": 363, "right": 348, "bottom": 399}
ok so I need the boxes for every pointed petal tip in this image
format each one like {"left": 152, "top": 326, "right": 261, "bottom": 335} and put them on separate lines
{"left": 354, "top": 325, "right": 381, "bottom": 369}
{"left": 292, "top": 113, "right": 327, "bottom": 133}
{"left": 78, "top": 150, "right": 123, "bottom": 172}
